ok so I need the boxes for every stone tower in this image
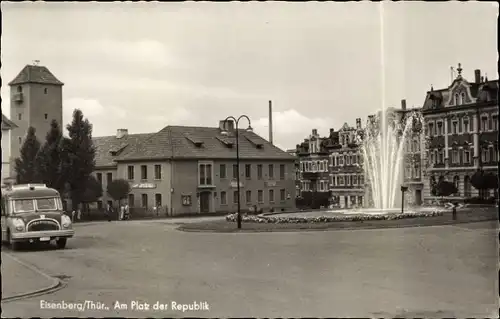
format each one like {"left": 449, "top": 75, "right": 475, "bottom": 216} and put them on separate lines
{"left": 8, "top": 63, "right": 64, "bottom": 176}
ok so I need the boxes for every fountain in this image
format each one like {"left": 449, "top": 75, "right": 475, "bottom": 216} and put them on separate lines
{"left": 359, "top": 108, "right": 421, "bottom": 211}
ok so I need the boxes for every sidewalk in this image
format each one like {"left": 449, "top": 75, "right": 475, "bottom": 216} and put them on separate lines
{"left": 1, "top": 252, "right": 60, "bottom": 301}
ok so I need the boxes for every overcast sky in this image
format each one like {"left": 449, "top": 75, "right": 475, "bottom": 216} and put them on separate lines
{"left": 1, "top": 2, "right": 497, "bottom": 150}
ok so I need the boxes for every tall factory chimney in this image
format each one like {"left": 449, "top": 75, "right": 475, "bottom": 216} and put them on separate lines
{"left": 268, "top": 100, "right": 273, "bottom": 144}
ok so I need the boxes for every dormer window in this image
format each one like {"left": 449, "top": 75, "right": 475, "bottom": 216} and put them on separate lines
{"left": 460, "top": 92, "right": 466, "bottom": 105}
{"left": 454, "top": 93, "right": 460, "bottom": 105}
{"left": 17, "top": 86, "right": 22, "bottom": 93}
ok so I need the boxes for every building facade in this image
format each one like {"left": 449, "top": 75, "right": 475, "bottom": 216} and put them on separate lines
{"left": 421, "top": 65, "right": 498, "bottom": 203}
{"left": 1, "top": 114, "right": 18, "bottom": 187}
{"left": 92, "top": 121, "right": 297, "bottom": 215}
{"left": 327, "top": 119, "right": 365, "bottom": 208}
{"left": 8, "top": 64, "right": 64, "bottom": 178}
{"left": 296, "top": 129, "right": 331, "bottom": 207}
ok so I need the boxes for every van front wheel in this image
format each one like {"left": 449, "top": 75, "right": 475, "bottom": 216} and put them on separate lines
{"left": 56, "top": 238, "right": 67, "bottom": 249}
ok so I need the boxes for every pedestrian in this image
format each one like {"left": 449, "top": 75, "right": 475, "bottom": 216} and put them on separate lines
{"left": 124, "top": 204, "right": 130, "bottom": 220}
{"left": 452, "top": 202, "right": 457, "bottom": 221}
{"left": 120, "top": 205, "right": 125, "bottom": 220}
{"left": 77, "top": 209, "right": 82, "bottom": 221}
{"left": 105, "top": 203, "right": 112, "bottom": 222}
{"left": 71, "top": 210, "right": 76, "bottom": 222}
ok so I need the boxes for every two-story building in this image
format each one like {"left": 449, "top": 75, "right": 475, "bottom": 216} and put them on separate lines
{"left": 92, "top": 120, "right": 297, "bottom": 215}
{"left": 327, "top": 119, "right": 365, "bottom": 208}
{"left": 1, "top": 114, "right": 18, "bottom": 187}
{"left": 421, "top": 64, "right": 498, "bottom": 202}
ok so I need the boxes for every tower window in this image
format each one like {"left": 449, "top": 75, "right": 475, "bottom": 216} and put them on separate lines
{"left": 44, "top": 113, "right": 48, "bottom": 119}
{"left": 17, "top": 86, "right": 22, "bottom": 93}
{"left": 18, "top": 113, "right": 22, "bottom": 120}
{"left": 44, "top": 88, "right": 48, "bottom": 94}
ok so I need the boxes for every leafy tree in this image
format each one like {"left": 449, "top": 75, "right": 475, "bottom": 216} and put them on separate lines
{"left": 435, "top": 180, "right": 458, "bottom": 197}
{"left": 107, "top": 179, "right": 131, "bottom": 205}
{"left": 471, "top": 170, "right": 490, "bottom": 200}
{"left": 81, "top": 175, "right": 103, "bottom": 204}
{"left": 34, "top": 120, "right": 69, "bottom": 195}
{"left": 65, "top": 109, "right": 97, "bottom": 211}
{"left": 14, "top": 127, "right": 42, "bottom": 184}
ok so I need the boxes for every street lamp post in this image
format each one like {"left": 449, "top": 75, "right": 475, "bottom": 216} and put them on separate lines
{"left": 400, "top": 185, "right": 408, "bottom": 214}
{"left": 221, "top": 115, "right": 253, "bottom": 229}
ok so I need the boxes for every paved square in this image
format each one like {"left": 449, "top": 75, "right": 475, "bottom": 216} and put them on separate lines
{"left": 1, "top": 218, "right": 498, "bottom": 318}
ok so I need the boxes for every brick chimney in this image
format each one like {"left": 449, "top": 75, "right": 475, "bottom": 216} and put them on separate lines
{"left": 355, "top": 118, "right": 361, "bottom": 129}
{"left": 474, "top": 69, "right": 481, "bottom": 84}
{"left": 312, "top": 128, "right": 318, "bottom": 136}
{"left": 116, "top": 129, "right": 128, "bottom": 139}
{"left": 401, "top": 99, "right": 407, "bottom": 110}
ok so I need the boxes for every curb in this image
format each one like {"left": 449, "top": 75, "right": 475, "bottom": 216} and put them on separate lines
{"left": 176, "top": 217, "right": 498, "bottom": 234}
{"left": 1, "top": 252, "right": 65, "bottom": 302}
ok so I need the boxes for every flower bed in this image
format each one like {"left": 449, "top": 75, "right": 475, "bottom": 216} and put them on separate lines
{"left": 225, "top": 210, "right": 444, "bottom": 224}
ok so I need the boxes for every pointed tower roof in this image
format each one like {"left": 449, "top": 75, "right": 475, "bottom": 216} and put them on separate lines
{"left": 8, "top": 64, "right": 64, "bottom": 86}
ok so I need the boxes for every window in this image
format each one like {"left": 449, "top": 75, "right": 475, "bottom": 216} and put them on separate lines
{"left": 141, "top": 165, "right": 148, "bottom": 180}
{"left": 245, "top": 164, "right": 251, "bottom": 179}
{"left": 220, "top": 164, "right": 226, "bottom": 179}
{"left": 352, "top": 155, "right": 357, "bottom": 165}
{"left": 268, "top": 164, "right": 274, "bottom": 179}
{"left": 280, "top": 164, "right": 285, "bottom": 180}
{"left": 454, "top": 93, "right": 460, "bottom": 105}
{"left": 258, "top": 190, "right": 263, "bottom": 203}
{"left": 415, "top": 162, "right": 421, "bottom": 178}
{"left": 106, "top": 172, "right": 113, "bottom": 185}
{"left": 97, "top": 173, "right": 103, "bottom": 185}
{"left": 246, "top": 190, "right": 251, "bottom": 203}
{"left": 17, "top": 86, "right": 22, "bottom": 93}
{"left": 280, "top": 189, "right": 286, "bottom": 201}
{"left": 339, "top": 176, "right": 344, "bottom": 186}
{"left": 438, "top": 151, "right": 444, "bottom": 164}
{"left": 452, "top": 121, "right": 458, "bottom": 134}
{"left": 331, "top": 175, "right": 336, "bottom": 186}
{"left": 220, "top": 191, "right": 227, "bottom": 205}
{"left": 460, "top": 92, "right": 466, "bottom": 105}
{"left": 155, "top": 194, "right": 162, "bottom": 207}
{"left": 257, "top": 164, "right": 263, "bottom": 179}
{"left": 319, "top": 181, "right": 324, "bottom": 191}
{"left": 232, "top": 164, "right": 238, "bottom": 179}
{"left": 182, "top": 195, "right": 192, "bottom": 206}
{"left": 453, "top": 176, "right": 460, "bottom": 195}
{"left": 13, "top": 199, "right": 35, "bottom": 213}
{"left": 428, "top": 122, "right": 434, "bottom": 136}
{"left": 44, "top": 113, "right": 48, "bottom": 120}
{"left": 463, "top": 118, "right": 470, "bottom": 133}
{"left": 430, "top": 151, "right": 435, "bottom": 164}
{"left": 127, "top": 166, "right": 134, "bottom": 180}
{"left": 44, "top": 88, "right": 48, "bottom": 94}
{"left": 199, "top": 163, "right": 213, "bottom": 185}
{"left": 452, "top": 150, "right": 458, "bottom": 164}
{"left": 141, "top": 194, "right": 148, "bottom": 208}
{"left": 345, "top": 155, "right": 350, "bottom": 166}
{"left": 128, "top": 194, "right": 135, "bottom": 207}
{"left": 437, "top": 121, "right": 443, "bottom": 135}
{"left": 492, "top": 115, "right": 498, "bottom": 131}
{"left": 359, "top": 176, "right": 364, "bottom": 185}
{"left": 353, "top": 175, "right": 357, "bottom": 185}
{"left": 18, "top": 113, "right": 22, "bottom": 120}
{"left": 233, "top": 191, "right": 239, "bottom": 204}
{"left": 269, "top": 189, "right": 275, "bottom": 202}
{"left": 481, "top": 116, "right": 488, "bottom": 131}
{"left": 152, "top": 164, "right": 161, "bottom": 180}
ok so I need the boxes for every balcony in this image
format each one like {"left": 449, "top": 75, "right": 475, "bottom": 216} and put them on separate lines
{"left": 13, "top": 93, "right": 23, "bottom": 103}
{"left": 302, "top": 172, "right": 320, "bottom": 180}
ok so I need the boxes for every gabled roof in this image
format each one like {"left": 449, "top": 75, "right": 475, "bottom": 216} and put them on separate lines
{"left": 92, "top": 133, "right": 154, "bottom": 167}
{"left": 1, "top": 114, "right": 18, "bottom": 130}
{"left": 8, "top": 65, "right": 64, "bottom": 86}
{"left": 114, "top": 126, "right": 295, "bottom": 161}
{"left": 422, "top": 75, "right": 498, "bottom": 111}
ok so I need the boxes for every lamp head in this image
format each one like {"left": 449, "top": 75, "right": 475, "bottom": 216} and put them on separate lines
{"left": 221, "top": 130, "right": 229, "bottom": 136}
{"left": 246, "top": 125, "right": 253, "bottom": 132}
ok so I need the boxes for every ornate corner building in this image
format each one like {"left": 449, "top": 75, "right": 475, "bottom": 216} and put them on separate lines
{"left": 421, "top": 64, "right": 498, "bottom": 203}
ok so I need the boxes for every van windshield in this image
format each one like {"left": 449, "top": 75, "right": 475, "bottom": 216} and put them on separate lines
{"left": 36, "top": 198, "right": 58, "bottom": 211}
{"left": 13, "top": 199, "right": 35, "bottom": 213}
